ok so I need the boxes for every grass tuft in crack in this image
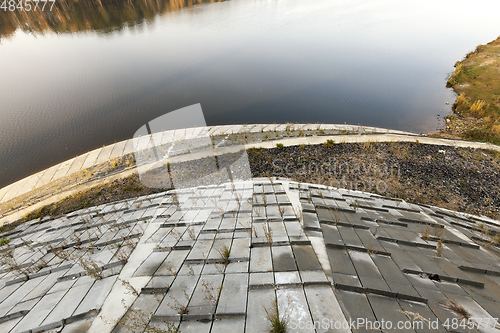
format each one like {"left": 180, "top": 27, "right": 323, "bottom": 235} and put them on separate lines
{"left": 438, "top": 300, "right": 471, "bottom": 320}
{"left": 264, "top": 295, "right": 288, "bottom": 333}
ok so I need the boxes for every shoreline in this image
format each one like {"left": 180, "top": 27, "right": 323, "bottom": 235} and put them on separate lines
{"left": 2, "top": 139, "right": 499, "bottom": 230}
{"left": 436, "top": 35, "right": 500, "bottom": 144}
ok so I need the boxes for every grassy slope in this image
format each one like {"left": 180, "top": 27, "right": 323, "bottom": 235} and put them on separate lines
{"left": 444, "top": 36, "right": 500, "bottom": 144}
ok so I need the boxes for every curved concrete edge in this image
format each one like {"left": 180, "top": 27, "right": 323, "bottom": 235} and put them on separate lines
{"left": 1, "top": 124, "right": 499, "bottom": 226}
{"left": 0, "top": 168, "right": 138, "bottom": 226}
{"left": 244, "top": 134, "right": 500, "bottom": 151}
{"left": 0, "top": 124, "right": 414, "bottom": 203}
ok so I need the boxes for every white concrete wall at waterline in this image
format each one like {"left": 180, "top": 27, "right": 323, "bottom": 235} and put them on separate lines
{"left": 1, "top": 123, "right": 500, "bottom": 211}
{"left": 0, "top": 124, "right": 409, "bottom": 202}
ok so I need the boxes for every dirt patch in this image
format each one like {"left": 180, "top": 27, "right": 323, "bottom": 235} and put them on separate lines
{"left": 3, "top": 142, "right": 500, "bottom": 233}
{"left": 248, "top": 142, "right": 500, "bottom": 219}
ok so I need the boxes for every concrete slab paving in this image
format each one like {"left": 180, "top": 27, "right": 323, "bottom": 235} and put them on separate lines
{"left": 2, "top": 177, "right": 500, "bottom": 333}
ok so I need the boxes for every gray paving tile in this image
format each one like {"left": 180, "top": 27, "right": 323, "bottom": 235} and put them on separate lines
{"left": 337, "top": 227, "right": 363, "bottom": 247}
{"left": 211, "top": 319, "right": 245, "bottom": 332}
{"left": 0, "top": 284, "right": 22, "bottom": 305}
{"left": 292, "top": 245, "right": 322, "bottom": 271}
{"left": 5, "top": 297, "right": 39, "bottom": 317}
{"left": 332, "top": 273, "right": 362, "bottom": 287}
{"left": 398, "top": 299, "right": 447, "bottom": 333}
{"left": 334, "top": 290, "right": 379, "bottom": 333}
{"left": 245, "top": 289, "right": 274, "bottom": 333}
{"left": 303, "top": 285, "right": 350, "bottom": 333}
{"left": 405, "top": 274, "right": 439, "bottom": 291}
{"left": 225, "top": 261, "right": 249, "bottom": 274}
{"left": 12, "top": 289, "right": 66, "bottom": 332}
{"left": 402, "top": 247, "right": 447, "bottom": 276}
{"left": 413, "top": 286, "right": 459, "bottom": 325}
{"left": 349, "top": 251, "right": 383, "bottom": 278}
{"left": 250, "top": 247, "right": 272, "bottom": 273}
{"left": 358, "top": 275, "right": 391, "bottom": 293}
{"left": 326, "top": 248, "right": 357, "bottom": 275}
{"left": 187, "top": 274, "right": 223, "bottom": 315}
{"left": 155, "top": 275, "right": 199, "bottom": 317}
{"left": 249, "top": 272, "right": 274, "bottom": 287}
{"left": 322, "top": 224, "right": 344, "bottom": 245}
{"left": 187, "top": 239, "right": 214, "bottom": 261}
{"left": 271, "top": 246, "right": 297, "bottom": 272}
{"left": 229, "top": 238, "right": 250, "bottom": 260}
{"left": 276, "top": 288, "right": 315, "bottom": 333}
{"left": 0, "top": 316, "right": 23, "bottom": 333}
{"left": 371, "top": 255, "right": 411, "bottom": 284}
{"left": 386, "top": 279, "right": 420, "bottom": 297}
{"left": 178, "top": 320, "right": 211, "bottom": 333}
{"left": 134, "top": 252, "right": 169, "bottom": 277}
{"left": 381, "top": 242, "right": 423, "bottom": 272}
{"left": 436, "top": 281, "right": 469, "bottom": 296}
{"left": 217, "top": 273, "right": 248, "bottom": 315}
{"left": 1, "top": 276, "right": 48, "bottom": 310}
{"left": 460, "top": 272, "right": 500, "bottom": 301}
{"left": 74, "top": 276, "right": 117, "bottom": 315}
{"left": 41, "top": 281, "right": 93, "bottom": 326}
{"left": 367, "top": 294, "right": 414, "bottom": 333}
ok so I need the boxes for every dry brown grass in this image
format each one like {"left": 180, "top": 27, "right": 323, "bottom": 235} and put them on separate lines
{"left": 438, "top": 300, "right": 471, "bottom": 320}
{"left": 444, "top": 36, "right": 500, "bottom": 144}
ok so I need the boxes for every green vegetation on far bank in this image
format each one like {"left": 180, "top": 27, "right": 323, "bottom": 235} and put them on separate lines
{"left": 442, "top": 36, "right": 500, "bottom": 144}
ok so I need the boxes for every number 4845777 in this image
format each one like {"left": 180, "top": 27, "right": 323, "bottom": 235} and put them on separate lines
{"left": 1, "top": 0, "right": 56, "bottom": 11}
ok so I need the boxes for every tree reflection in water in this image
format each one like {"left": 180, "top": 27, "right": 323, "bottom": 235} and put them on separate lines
{"left": 0, "top": 0, "right": 227, "bottom": 41}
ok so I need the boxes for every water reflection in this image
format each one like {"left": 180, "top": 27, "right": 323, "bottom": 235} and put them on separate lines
{"left": 0, "top": 0, "right": 226, "bottom": 40}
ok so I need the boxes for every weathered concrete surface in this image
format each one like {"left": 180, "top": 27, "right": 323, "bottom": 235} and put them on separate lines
{"left": 1, "top": 178, "right": 500, "bottom": 332}
{"left": 4, "top": 123, "right": 499, "bottom": 226}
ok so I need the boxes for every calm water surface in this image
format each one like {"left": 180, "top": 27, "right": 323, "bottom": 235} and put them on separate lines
{"left": 1, "top": 0, "right": 500, "bottom": 188}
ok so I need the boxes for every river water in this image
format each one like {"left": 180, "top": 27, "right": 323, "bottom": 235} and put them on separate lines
{"left": 1, "top": 0, "right": 500, "bottom": 188}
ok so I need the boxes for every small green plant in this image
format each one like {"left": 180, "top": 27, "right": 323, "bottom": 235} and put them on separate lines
{"left": 363, "top": 140, "right": 374, "bottom": 152}
{"left": 263, "top": 224, "right": 273, "bottom": 246}
{"left": 436, "top": 238, "right": 444, "bottom": 257}
{"left": 433, "top": 223, "right": 445, "bottom": 238}
{"left": 186, "top": 226, "right": 196, "bottom": 241}
{"left": 278, "top": 206, "right": 285, "bottom": 218}
{"left": 276, "top": 143, "right": 284, "bottom": 149}
{"left": 167, "top": 290, "right": 190, "bottom": 315}
{"left": 216, "top": 243, "right": 231, "bottom": 265}
{"left": 331, "top": 210, "right": 340, "bottom": 226}
{"left": 0, "top": 237, "right": 10, "bottom": 246}
{"left": 264, "top": 295, "right": 288, "bottom": 333}
{"left": 201, "top": 280, "right": 221, "bottom": 306}
{"left": 351, "top": 200, "right": 360, "bottom": 211}
{"left": 78, "top": 257, "right": 104, "bottom": 280}
{"left": 323, "top": 139, "right": 334, "bottom": 148}
{"left": 421, "top": 225, "right": 432, "bottom": 241}
{"left": 366, "top": 243, "right": 379, "bottom": 255}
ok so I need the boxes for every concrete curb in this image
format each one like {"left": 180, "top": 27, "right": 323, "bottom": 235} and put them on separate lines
{"left": 1, "top": 124, "right": 499, "bottom": 226}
